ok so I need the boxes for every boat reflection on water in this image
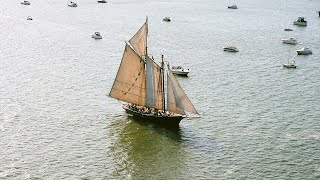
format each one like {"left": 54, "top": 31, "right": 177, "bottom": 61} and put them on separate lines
{"left": 107, "top": 117, "right": 185, "bottom": 179}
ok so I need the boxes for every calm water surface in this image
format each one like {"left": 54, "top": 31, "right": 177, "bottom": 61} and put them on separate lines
{"left": 0, "top": 0, "right": 320, "bottom": 179}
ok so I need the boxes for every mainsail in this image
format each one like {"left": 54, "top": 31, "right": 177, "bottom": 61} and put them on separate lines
{"left": 109, "top": 43, "right": 147, "bottom": 106}
{"left": 145, "top": 55, "right": 163, "bottom": 109}
{"left": 167, "top": 69, "right": 199, "bottom": 115}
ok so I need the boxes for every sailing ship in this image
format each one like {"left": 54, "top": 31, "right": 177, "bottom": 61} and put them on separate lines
{"left": 109, "top": 18, "right": 199, "bottom": 126}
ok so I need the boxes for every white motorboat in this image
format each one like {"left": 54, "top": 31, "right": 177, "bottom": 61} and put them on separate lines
{"left": 67, "top": 1, "right": 77, "bottom": 7}
{"left": 293, "top": 17, "right": 307, "bottom": 26}
{"left": 163, "top": 17, "right": 171, "bottom": 22}
{"left": 227, "top": 5, "right": 238, "bottom": 9}
{"left": 97, "top": 0, "right": 107, "bottom": 3}
{"left": 21, "top": 0, "right": 30, "bottom": 5}
{"left": 92, "top": 32, "right": 102, "bottom": 39}
{"left": 296, "top": 47, "right": 312, "bottom": 55}
{"left": 27, "top": 16, "right": 33, "bottom": 20}
{"left": 281, "top": 37, "right": 298, "bottom": 45}
{"left": 223, "top": 46, "right": 239, "bottom": 52}
{"left": 171, "top": 66, "right": 189, "bottom": 77}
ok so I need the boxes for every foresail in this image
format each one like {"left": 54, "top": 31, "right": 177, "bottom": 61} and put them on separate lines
{"left": 129, "top": 21, "right": 148, "bottom": 58}
{"left": 109, "top": 43, "right": 146, "bottom": 106}
{"left": 145, "top": 56, "right": 163, "bottom": 110}
{"left": 167, "top": 70, "right": 198, "bottom": 115}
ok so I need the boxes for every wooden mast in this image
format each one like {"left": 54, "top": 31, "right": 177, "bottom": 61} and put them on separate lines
{"left": 161, "top": 55, "right": 165, "bottom": 112}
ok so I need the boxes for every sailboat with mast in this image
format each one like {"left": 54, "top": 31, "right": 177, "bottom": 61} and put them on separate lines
{"left": 109, "top": 18, "right": 199, "bottom": 126}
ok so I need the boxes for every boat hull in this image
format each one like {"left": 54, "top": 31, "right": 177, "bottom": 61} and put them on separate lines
{"left": 92, "top": 35, "right": 102, "bottom": 39}
{"left": 228, "top": 5, "right": 238, "bottom": 9}
{"left": 123, "top": 106, "right": 183, "bottom": 127}
{"left": 281, "top": 40, "right": 297, "bottom": 45}
{"left": 297, "top": 51, "right": 312, "bottom": 55}
{"left": 223, "top": 48, "right": 239, "bottom": 52}
{"left": 283, "top": 64, "right": 296, "bottom": 68}
{"left": 172, "top": 71, "right": 189, "bottom": 77}
{"left": 293, "top": 21, "right": 307, "bottom": 26}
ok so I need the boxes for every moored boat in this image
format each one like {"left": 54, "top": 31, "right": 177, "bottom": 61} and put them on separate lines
{"left": 228, "top": 5, "right": 238, "bottom": 9}
{"left": 223, "top": 46, "right": 239, "bottom": 52}
{"left": 91, "top": 32, "right": 102, "bottom": 39}
{"left": 293, "top": 17, "right": 307, "bottom": 26}
{"left": 163, "top": 17, "right": 171, "bottom": 22}
{"left": 108, "top": 18, "right": 199, "bottom": 127}
{"left": 283, "top": 62, "right": 296, "bottom": 69}
{"left": 296, "top": 47, "right": 312, "bottom": 55}
{"left": 281, "top": 37, "right": 298, "bottom": 45}
{"left": 21, "top": 0, "right": 30, "bottom": 5}
{"left": 67, "top": 1, "right": 77, "bottom": 7}
{"left": 97, "top": 0, "right": 107, "bottom": 3}
{"left": 171, "top": 66, "right": 189, "bottom": 77}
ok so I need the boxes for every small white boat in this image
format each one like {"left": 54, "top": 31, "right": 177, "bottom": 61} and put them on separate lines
{"left": 67, "top": 1, "right": 77, "bottom": 7}
{"left": 163, "top": 17, "right": 171, "bottom": 22}
{"left": 92, "top": 32, "right": 102, "bottom": 39}
{"left": 27, "top": 16, "right": 33, "bottom": 20}
{"left": 293, "top": 17, "right": 307, "bottom": 26}
{"left": 283, "top": 61, "right": 296, "bottom": 69}
{"left": 281, "top": 37, "right": 298, "bottom": 45}
{"left": 227, "top": 5, "right": 238, "bottom": 9}
{"left": 97, "top": 0, "right": 107, "bottom": 3}
{"left": 21, "top": 0, "right": 30, "bottom": 5}
{"left": 284, "top": 28, "right": 293, "bottom": 31}
{"left": 171, "top": 66, "right": 189, "bottom": 77}
{"left": 296, "top": 47, "right": 312, "bottom": 55}
{"left": 223, "top": 46, "right": 239, "bottom": 52}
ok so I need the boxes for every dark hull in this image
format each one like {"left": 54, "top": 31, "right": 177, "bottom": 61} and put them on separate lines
{"left": 123, "top": 106, "right": 183, "bottom": 127}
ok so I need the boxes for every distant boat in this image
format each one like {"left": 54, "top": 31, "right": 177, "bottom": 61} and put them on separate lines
{"left": 227, "top": 5, "right": 238, "bottom": 9}
{"left": 163, "top": 17, "right": 171, "bottom": 22}
{"left": 283, "top": 61, "right": 296, "bottom": 69}
{"left": 296, "top": 47, "right": 312, "bottom": 55}
{"left": 67, "top": 1, "right": 77, "bottom": 7}
{"left": 91, "top": 32, "right": 102, "bottom": 39}
{"left": 21, "top": 0, "right": 30, "bottom": 5}
{"left": 223, "top": 46, "right": 239, "bottom": 52}
{"left": 293, "top": 17, "right": 307, "bottom": 26}
{"left": 108, "top": 18, "right": 199, "bottom": 127}
{"left": 283, "top": 49, "right": 296, "bottom": 69}
{"left": 171, "top": 66, "right": 189, "bottom": 77}
{"left": 97, "top": 0, "right": 107, "bottom": 3}
{"left": 281, "top": 37, "right": 298, "bottom": 45}
{"left": 284, "top": 28, "right": 293, "bottom": 31}
{"left": 27, "top": 16, "right": 33, "bottom": 20}
{"left": 318, "top": 11, "right": 320, "bottom": 17}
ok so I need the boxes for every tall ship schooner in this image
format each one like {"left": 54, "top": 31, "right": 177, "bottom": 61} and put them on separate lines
{"left": 109, "top": 19, "right": 199, "bottom": 126}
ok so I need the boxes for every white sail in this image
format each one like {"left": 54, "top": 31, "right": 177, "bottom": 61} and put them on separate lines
{"left": 109, "top": 43, "right": 147, "bottom": 106}
{"left": 145, "top": 55, "right": 163, "bottom": 110}
{"left": 129, "top": 21, "right": 148, "bottom": 59}
{"left": 167, "top": 69, "right": 198, "bottom": 115}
